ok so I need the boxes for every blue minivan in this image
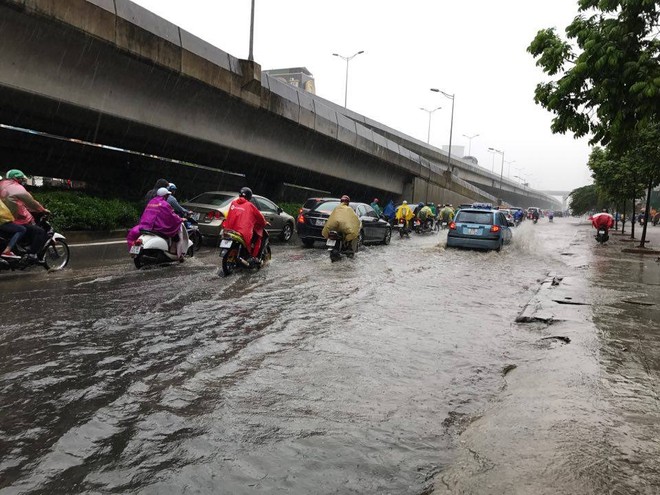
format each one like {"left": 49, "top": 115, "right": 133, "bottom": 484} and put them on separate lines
{"left": 446, "top": 206, "right": 513, "bottom": 252}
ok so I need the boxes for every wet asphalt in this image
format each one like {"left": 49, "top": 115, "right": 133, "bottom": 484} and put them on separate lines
{"left": 1, "top": 219, "right": 659, "bottom": 494}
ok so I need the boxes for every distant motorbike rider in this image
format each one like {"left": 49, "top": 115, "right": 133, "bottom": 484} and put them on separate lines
{"left": 428, "top": 202, "right": 437, "bottom": 218}
{"left": 417, "top": 204, "right": 434, "bottom": 229}
{"left": 127, "top": 187, "right": 188, "bottom": 258}
{"left": 513, "top": 209, "right": 524, "bottom": 225}
{"left": 591, "top": 209, "right": 614, "bottom": 232}
{"left": 0, "top": 169, "right": 49, "bottom": 260}
{"left": 322, "top": 195, "right": 361, "bottom": 253}
{"left": 531, "top": 209, "right": 540, "bottom": 222}
{"left": 144, "top": 178, "right": 170, "bottom": 205}
{"left": 166, "top": 183, "right": 191, "bottom": 218}
{"left": 383, "top": 200, "right": 396, "bottom": 224}
{"left": 395, "top": 200, "right": 414, "bottom": 229}
{"left": 370, "top": 198, "right": 382, "bottom": 217}
{"left": 439, "top": 204, "right": 455, "bottom": 224}
{"left": 223, "top": 187, "right": 267, "bottom": 264}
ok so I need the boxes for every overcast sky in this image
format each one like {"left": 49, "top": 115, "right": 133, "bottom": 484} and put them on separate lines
{"left": 132, "top": 0, "right": 594, "bottom": 193}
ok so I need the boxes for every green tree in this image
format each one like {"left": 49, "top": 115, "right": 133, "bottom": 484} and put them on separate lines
{"left": 622, "top": 122, "right": 660, "bottom": 246}
{"left": 528, "top": 0, "right": 659, "bottom": 153}
{"left": 568, "top": 184, "right": 606, "bottom": 215}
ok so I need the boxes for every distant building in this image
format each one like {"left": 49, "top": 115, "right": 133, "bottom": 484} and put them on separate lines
{"left": 264, "top": 67, "right": 316, "bottom": 94}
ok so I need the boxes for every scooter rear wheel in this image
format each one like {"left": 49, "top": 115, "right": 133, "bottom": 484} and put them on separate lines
{"left": 221, "top": 247, "right": 239, "bottom": 276}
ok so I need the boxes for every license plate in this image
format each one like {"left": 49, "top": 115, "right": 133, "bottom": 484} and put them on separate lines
{"left": 129, "top": 245, "right": 141, "bottom": 255}
{"left": 468, "top": 228, "right": 478, "bottom": 235}
{"left": 219, "top": 239, "right": 233, "bottom": 248}
{"left": 326, "top": 239, "right": 336, "bottom": 246}
{"left": 315, "top": 219, "right": 326, "bottom": 226}
{"left": 598, "top": 230, "right": 605, "bottom": 235}
{"left": 191, "top": 212, "right": 200, "bottom": 221}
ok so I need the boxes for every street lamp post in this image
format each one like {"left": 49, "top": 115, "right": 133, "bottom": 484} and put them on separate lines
{"left": 488, "top": 147, "right": 505, "bottom": 204}
{"left": 430, "top": 88, "right": 455, "bottom": 172}
{"left": 333, "top": 50, "right": 364, "bottom": 108}
{"left": 248, "top": 0, "right": 255, "bottom": 61}
{"left": 420, "top": 106, "right": 442, "bottom": 144}
{"left": 504, "top": 160, "right": 516, "bottom": 178}
{"left": 462, "top": 133, "right": 479, "bottom": 156}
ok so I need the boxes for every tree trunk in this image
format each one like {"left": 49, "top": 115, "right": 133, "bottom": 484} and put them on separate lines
{"left": 614, "top": 203, "right": 619, "bottom": 230}
{"left": 630, "top": 198, "right": 635, "bottom": 239}
{"left": 638, "top": 180, "right": 653, "bottom": 248}
{"left": 621, "top": 202, "right": 626, "bottom": 234}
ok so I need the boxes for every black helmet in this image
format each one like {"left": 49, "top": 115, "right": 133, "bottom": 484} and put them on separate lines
{"left": 239, "top": 187, "right": 253, "bottom": 200}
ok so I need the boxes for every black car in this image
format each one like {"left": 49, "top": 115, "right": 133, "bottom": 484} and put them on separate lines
{"left": 296, "top": 199, "right": 392, "bottom": 247}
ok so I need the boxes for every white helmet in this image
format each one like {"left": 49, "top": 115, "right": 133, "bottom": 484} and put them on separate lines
{"left": 403, "top": 200, "right": 408, "bottom": 205}
{"left": 157, "top": 187, "right": 170, "bottom": 197}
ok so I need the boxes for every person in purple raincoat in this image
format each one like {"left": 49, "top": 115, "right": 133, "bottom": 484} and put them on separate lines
{"left": 127, "top": 187, "right": 187, "bottom": 257}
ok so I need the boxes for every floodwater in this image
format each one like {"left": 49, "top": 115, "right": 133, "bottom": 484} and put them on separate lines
{"left": 1, "top": 219, "right": 658, "bottom": 494}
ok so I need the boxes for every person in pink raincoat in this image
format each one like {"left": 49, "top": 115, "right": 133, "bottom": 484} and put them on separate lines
{"left": 127, "top": 187, "right": 187, "bottom": 257}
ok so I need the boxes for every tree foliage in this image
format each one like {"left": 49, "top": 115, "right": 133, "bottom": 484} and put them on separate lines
{"left": 568, "top": 184, "right": 606, "bottom": 215}
{"left": 528, "top": 0, "right": 659, "bottom": 153}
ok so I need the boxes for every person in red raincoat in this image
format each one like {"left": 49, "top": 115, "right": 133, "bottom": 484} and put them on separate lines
{"left": 223, "top": 187, "right": 266, "bottom": 260}
{"left": 591, "top": 210, "right": 615, "bottom": 230}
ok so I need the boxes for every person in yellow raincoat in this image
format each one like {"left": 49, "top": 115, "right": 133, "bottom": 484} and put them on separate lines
{"left": 395, "top": 201, "right": 414, "bottom": 226}
{"left": 322, "top": 195, "right": 361, "bottom": 252}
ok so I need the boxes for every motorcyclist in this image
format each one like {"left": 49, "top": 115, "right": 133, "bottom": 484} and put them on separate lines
{"left": 417, "top": 203, "right": 434, "bottom": 230}
{"left": 0, "top": 169, "right": 49, "bottom": 260}
{"left": 126, "top": 187, "right": 187, "bottom": 258}
{"left": 383, "top": 200, "right": 395, "bottom": 224}
{"left": 0, "top": 197, "right": 26, "bottom": 258}
{"left": 513, "top": 208, "right": 524, "bottom": 225}
{"left": 428, "top": 202, "right": 437, "bottom": 218}
{"left": 166, "top": 183, "right": 191, "bottom": 218}
{"left": 439, "top": 204, "right": 455, "bottom": 224}
{"left": 322, "top": 195, "right": 361, "bottom": 253}
{"left": 144, "top": 178, "right": 170, "bottom": 205}
{"left": 370, "top": 198, "right": 382, "bottom": 217}
{"left": 531, "top": 209, "right": 540, "bottom": 222}
{"left": 548, "top": 210, "right": 554, "bottom": 222}
{"left": 223, "top": 187, "right": 267, "bottom": 265}
{"left": 591, "top": 209, "right": 614, "bottom": 232}
{"left": 413, "top": 202, "right": 424, "bottom": 218}
{"left": 395, "top": 200, "right": 414, "bottom": 231}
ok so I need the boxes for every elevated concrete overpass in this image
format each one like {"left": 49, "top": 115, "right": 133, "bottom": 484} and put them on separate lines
{"left": 0, "top": 0, "right": 560, "bottom": 209}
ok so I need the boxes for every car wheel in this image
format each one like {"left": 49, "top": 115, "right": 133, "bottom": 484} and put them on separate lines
{"left": 280, "top": 222, "right": 293, "bottom": 242}
{"left": 495, "top": 239, "right": 503, "bottom": 252}
{"left": 302, "top": 238, "right": 315, "bottom": 248}
{"left": 382, "top": 227, "right": 392, "bottom": 245}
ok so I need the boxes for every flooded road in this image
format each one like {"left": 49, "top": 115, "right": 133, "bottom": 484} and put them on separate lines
{"left": 1, "top": 219, "right": 659, "bottom": 494}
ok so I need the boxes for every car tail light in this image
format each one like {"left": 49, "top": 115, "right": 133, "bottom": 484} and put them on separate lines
{"left": 205, "top": 211, "right": 214, "bottom": 221}
{"left": 490, "top": 225, "right": 501, "bottom": 233}
{"left": 214, "top": 211, "right": 223, "bottom": 220}
{"left": 297, "top": 214, "right": 305, "bottom": 224}
{"left": 449, "top": 222, "right": 456, "bottom": 230}
{"left": 135, "top": 239, "right": 143, "bottom": 246}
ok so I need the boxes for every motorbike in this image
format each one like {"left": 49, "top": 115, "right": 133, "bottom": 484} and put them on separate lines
{"left": 326, "top": 230, "right": 355, "bottom": 262}
{"left": 0, "top": 214, "right": 69, "bottom": 272}
{"left": 413, "top": 217, "right": 435, "bottom": 234}
{"left": 185, "top": 215, "right": 203, "bottom": 252}
{"left": 595, "top": 228, "right": 609, "bottom": 244}
{"left": 130, "top": 226, "right": 193, "bottom": 269}
{"left": 398, "top": 218, "right": 411, "bottom": 238}
{"left": 219, "top": 228, "right": 271, "bottom": 276}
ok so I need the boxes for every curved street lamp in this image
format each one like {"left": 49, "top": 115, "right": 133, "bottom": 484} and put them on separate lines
{"left": 430, "top": 88, "right": 455, "bottom": 172}
{"left": 488, "top": 147, "right": 505, "bottom": 204}
{"left": 248, "top": 0, "right": 256, "bottom": 61}
{"left": 420, "top": 106, "right": 442, "bottom": 144}
{"left": 333, "top": 50, "right": 365, "bottom": 108}
{"left": 462, "top": 133, "right": 479, "bottom": 156}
